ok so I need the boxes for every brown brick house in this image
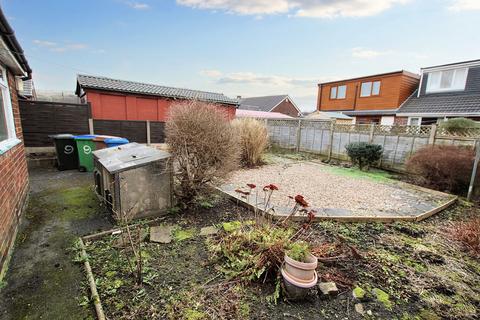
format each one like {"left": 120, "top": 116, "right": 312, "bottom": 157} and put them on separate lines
{"left": 239, "top": 95, "right": 301, "bottom": 118}
{"left": 0, "top": 9, "right": 32, "bottom": 278}
{"left": 317, "top": 70, "right": 419, "bottom": 124}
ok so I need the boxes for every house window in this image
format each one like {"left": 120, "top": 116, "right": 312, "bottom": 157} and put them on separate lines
{"left": 0, "top": 65, "right": 19, "bottom": 154}
{"left": 330, "top": 87, "right": 337, "bottom": 99}
{"left": 408, "top": 117, "right": 422, "bottom": 126}
{"left": 330, "top": 85, "right": 346, "bottom": 99}
{"left": 360, "top": 81, "right": 381, "bottom": 97}
{"left": 426, "top": 68, "right": 468, "bottom": 93}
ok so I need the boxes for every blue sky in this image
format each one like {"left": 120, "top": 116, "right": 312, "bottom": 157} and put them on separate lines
{"left": 2, "top": 0, "right": 480, "bottom": 111}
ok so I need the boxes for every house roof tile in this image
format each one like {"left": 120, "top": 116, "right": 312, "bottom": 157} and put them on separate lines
{"left": 397, "top": 90, "right": 480, "bottom": 115}
{"left": 76, "top": 74, "right": 238, "bottom": 105}
{"left": 239, "top": 95, "right": 289, "bottom": 112}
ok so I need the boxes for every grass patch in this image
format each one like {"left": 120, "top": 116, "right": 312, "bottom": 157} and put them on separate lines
{"left": 323, "top": 165, "right": 393, "bottom": 183}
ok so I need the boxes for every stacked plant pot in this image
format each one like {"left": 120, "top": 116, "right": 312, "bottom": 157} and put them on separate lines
{"left": 281, "top": 253, "right": 318, "bottom": 300}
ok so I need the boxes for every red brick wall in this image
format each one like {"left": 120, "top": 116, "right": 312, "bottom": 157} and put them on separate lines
{"left": 0, "top": 70, "right": 29, "bottom": 276}
{"left": 394, "top": 117, "right": 408, "bottom": 125}
{"left": 271, "top": 99, "right": 301, "bottom": 117}
{"left": 85, "top": 89, "right": 237, "bottom": 121}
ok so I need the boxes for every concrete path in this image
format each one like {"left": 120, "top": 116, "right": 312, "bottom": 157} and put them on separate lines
{"left": 0, "top": 168, "right": 113, "bottom": 320}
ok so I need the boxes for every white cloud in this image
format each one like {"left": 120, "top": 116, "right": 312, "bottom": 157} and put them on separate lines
{"left": 33, "top": 40, "right": 88, "bottom": 53}
{"left": 199, "top": 69, "right": 338, "bottom": 110}
{"left": 448, "top": 0, "right": 480, "bottom": 11}
{"left": 126, "top": 1, "right": 150, "bottom": 10}
{"left": 33, "top": 39, "right": 57, "bottom": 47}
{"left": 350, "top": 47, "right": 428, "bottom": 60}
{"left": 177, "top": 0, "right": 411, "bottom": 18}
{"left": 177, "top": 0, "right": 290, "bottom": 15}
{"left": 351, "top": 47, "right": 390, "bottom": 59}
{"left": 296, "top": 0, "right": 411, "bottom": 18}
{"left": 200, "top": 69, "right": 223, "bottom": 77}
{"left": 217, "top": 71, "right": 319, "bottom": 87}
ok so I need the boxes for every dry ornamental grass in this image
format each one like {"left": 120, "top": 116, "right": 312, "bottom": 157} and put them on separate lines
{"left": 232, "top": 118, "right": 269, "bottom": 167}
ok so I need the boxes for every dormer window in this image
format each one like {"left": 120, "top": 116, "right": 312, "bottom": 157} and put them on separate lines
{"left": 426, "top": 68, "right": 468, "bottom": 93}
{"left": 330, "top": 85, "right": 346, "bottom": 99}
{"left": 360, "top": 81, "right": 381, "bottom": 97}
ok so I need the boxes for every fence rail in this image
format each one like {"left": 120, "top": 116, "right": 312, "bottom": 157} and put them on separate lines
{"left": 264, "top": 118, "right": 479, "bottom": 171}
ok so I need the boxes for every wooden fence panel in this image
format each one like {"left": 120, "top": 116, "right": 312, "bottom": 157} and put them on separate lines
{"left": 150, "top": 122, "right": 166, "bottom": 143}
{"left": 20, "top": 100, "right": 167, "bottom": 147}
{"left": 20, "top": 100, "right": 90, "bottom": 147}
{"left": 93, "top": 120, "right": 148, "bottom": 143}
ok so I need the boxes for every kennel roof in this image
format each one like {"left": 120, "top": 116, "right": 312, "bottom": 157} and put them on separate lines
{"left": 94, "top": 143, "right": 170, "bottom": 173}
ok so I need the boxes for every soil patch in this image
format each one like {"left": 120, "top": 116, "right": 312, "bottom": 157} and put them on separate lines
{"left": 83, "top": 195, "right": 479, "bottom": 319}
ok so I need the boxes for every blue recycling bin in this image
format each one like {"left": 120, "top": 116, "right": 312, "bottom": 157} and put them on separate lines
{"left": 104, "top": 137, "right": 129, "bottom": 148}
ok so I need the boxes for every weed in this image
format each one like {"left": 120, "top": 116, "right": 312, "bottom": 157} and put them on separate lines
{"left": 173, "top": 228, "right": 196, "bottom": 241}
{"left": 448, "top": 217, "right": 480, "bottom": 256}
{"left": 285, "top": 241, "right": 310, "bottom": 263}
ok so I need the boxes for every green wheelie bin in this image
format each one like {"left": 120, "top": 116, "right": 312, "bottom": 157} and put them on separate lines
{"left": 74, "top": 135, "right": 97, "bottom": 172}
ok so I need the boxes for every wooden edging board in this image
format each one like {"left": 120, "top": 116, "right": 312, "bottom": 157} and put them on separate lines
{"left": 79, "top": 237, "right": 106, "bottom": 320}
{"left": 79, "top": 216, "right": 166, "bottom": 319}
{"left": 216, "top": 186, "right": 458, "bottom": 223}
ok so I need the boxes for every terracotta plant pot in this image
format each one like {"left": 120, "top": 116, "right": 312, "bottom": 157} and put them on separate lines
{"left": 284, "top": 253, "right": 318, "bottom": 282}
{"left": 281, "top": 265, "right": 318, "bottom": 300}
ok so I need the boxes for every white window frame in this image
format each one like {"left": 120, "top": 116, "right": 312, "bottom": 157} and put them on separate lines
{"left": 408, "top": 117, "right": 422, "bottom": 126}
{"left": 380, "top": 116, "right": 395, "bottom": 126}
{"left": 360, "top": 80, "right": 381, "bottom": 97}
{"left": 426, "top": 68, "right": 468, "bottom": 93}
{"left": 330, "top": 85, "right": 346, "bottom": 99}
{"left": 0, "top": 65, "right": 20, "bottom": 155}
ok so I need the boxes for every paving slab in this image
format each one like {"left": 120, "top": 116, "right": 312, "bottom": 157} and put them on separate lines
{"left": 199, "top": 226, "right": 218, "bottom": 236}
{"left": 150, "top": 225, "right": 174, "bottom": 243}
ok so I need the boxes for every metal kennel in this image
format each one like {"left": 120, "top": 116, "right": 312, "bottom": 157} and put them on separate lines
{"left": 93, "top": 143, "right": 173, "bottom": 220}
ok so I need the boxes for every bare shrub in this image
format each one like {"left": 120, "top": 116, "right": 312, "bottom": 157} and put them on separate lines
{"left": 232, "top": 118, "right": 268, "bottom": 167}
{"left": 449, "top": 217, "right": 480, "bottom": 256}
{"left": 166, "top": 100, "right": 240, "bottom": 202}
{"left": 439, "top": 117, "right": 480, "bottom": 135}
{"left": 406, "top": 145, "right": 474, "bottom": 193}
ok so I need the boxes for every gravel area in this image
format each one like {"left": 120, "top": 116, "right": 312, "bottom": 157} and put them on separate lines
{"left": 223, "top": 162, "right": 448, "bottom": 217}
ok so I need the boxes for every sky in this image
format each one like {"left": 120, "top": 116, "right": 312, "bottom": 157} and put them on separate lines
{"left": 2, "top": 0, "right": 480, "bottom": 111}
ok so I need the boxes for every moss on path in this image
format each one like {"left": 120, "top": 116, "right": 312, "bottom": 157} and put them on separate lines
{"left": 0, "top": 168, "right": 112, "bottom": 320}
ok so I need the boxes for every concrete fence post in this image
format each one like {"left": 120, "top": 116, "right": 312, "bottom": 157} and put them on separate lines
{"left": 88, "top": 118, "right": 94, "bottom": 135}
{"left": 428, "top": 124, "right": 437, "bottom": 145}
{"left": 467, "top": 139, "right": 480, "bottom": 201}
{"left": 146, "top": 120, "right": 151, "bottom": 145}
{"left": 327, "top": 120, "right": 336, "bottom": 161}
{"left": 369, "top": 123, "right": 375, "bottom": 143}
{"left": 295, "top": 119, "right": 302, "bottom": 152}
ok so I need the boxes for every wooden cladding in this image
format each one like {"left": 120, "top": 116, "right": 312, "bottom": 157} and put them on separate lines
{"left": 318, "top": 71, "right": 420, "bottom": 112}
{"left": 19, "top": 100, "right": 166, "bottom": 147}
